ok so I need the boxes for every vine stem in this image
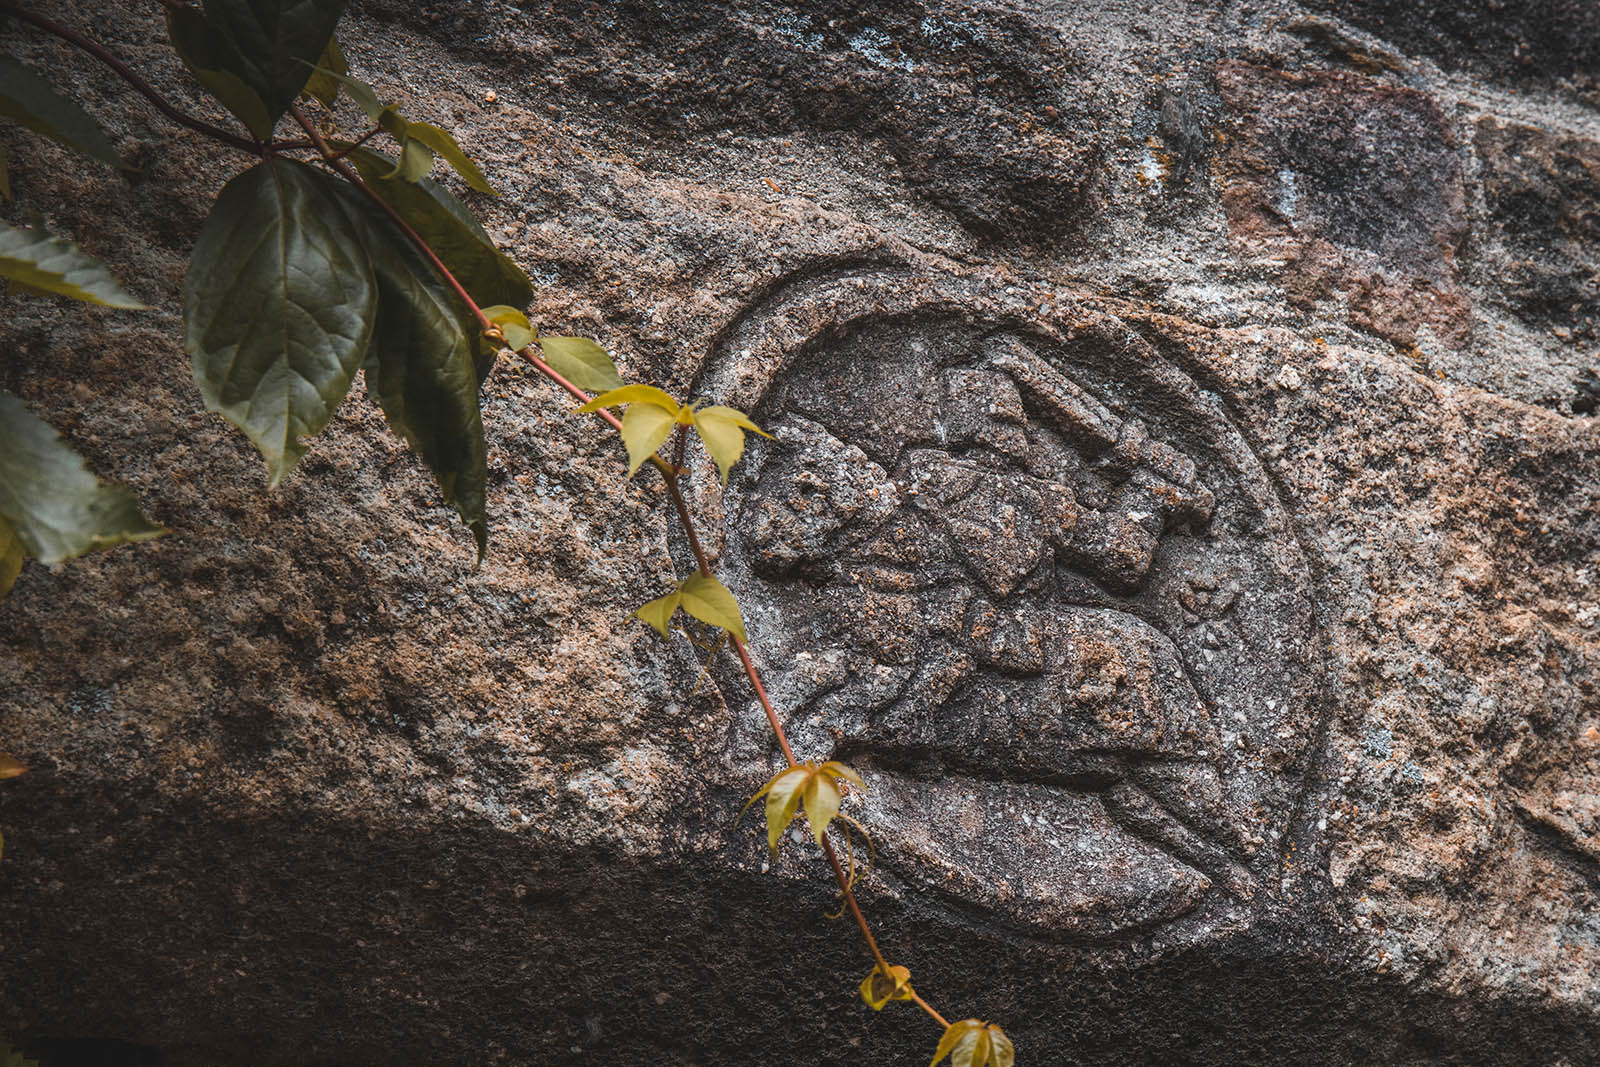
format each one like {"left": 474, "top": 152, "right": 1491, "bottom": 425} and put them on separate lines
{"left": 288, "top": 105, "right": 493, "bottom": 336}
{"left": 287, "top": 74, "right": 950, "bottom": 1039}
{"left": 325, "top": 123, "right": 383, "bottom": 162}
{"left": 911, "top": 990, "right": 952, "bottom": 1030}
{"left": 0, "top": 4, "right": 263, "bottom": 155}
{"left": 11, "top": 8, "right": 960, "bottom": 1042}
{"left": 520, "top": 349, "right": 916, "bottom": 1013}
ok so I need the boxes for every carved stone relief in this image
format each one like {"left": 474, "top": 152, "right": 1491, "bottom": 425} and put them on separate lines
{"left": 703, "top": 269, "right": 1325, "bottom": 940}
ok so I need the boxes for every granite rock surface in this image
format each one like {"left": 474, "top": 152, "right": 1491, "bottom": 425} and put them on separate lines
{"left": 0, "top": 1, "right": 1597, "bottom": 1064}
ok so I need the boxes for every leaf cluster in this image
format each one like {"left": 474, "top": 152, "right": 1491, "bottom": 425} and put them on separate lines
{"left": 740, "top": 760, "right": 865, "bottom": 858}
{"left": 635, "top": 572, "right": 746, "bottom": 642}
{"left": 932, "top": 1021, "right": 1014, "bottom": 1067}
{"left": 860, "top": 964, "right": 915, "bottom": 1011}
{"left": 1, "top": 1, "right": 543, "bottom": 566}
{"left": 578, "top": 386, "right": 770, "bottom": 485}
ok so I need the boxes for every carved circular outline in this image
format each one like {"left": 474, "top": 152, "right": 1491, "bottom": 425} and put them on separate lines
{"left": 694, "top": 260, "right": 1332, "bottom": 945}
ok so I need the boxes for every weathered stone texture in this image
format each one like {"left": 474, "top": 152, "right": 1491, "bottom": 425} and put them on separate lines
{"left": 0, "top": 1, "right": 1597, "bottom": 1064}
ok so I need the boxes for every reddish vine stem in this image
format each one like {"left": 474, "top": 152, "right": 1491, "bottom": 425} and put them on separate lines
{"left": 12, "top": 7, "right": 958, "bottom": 1041}
{"left": 289, "top": 80, "right": 948, "bottom": 1039}
{"left": 521, "top": 350, "right": 904, "bottom": 994}
{"left": 324, "top": 123, "right": 383, "bottom": 162}
{"left": 288, "top": 105, "right": 493, "bottom": 336}
{"left": 911, "top": 990, "right": 952, "bottom": 1030}
{"left": 1, "top": 4, "right": 263, "bottom": 155}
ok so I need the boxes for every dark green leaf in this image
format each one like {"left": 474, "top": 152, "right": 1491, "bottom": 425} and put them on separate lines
{"left": 341, "top": 146, "right": 532, "bottom": 310}
{"left": 184, "top": 158, "right": 377, "bottom": 486}
{"left": 300, "top": 34, "right": 347, "bottom": 107}
{"left": 539, "top": 337, "right": 622, "bottom": 393}
{"left": 404, "top": 122, "right": 496, "bottom": 194}
{"left": 0, "top": 218, "right": 146, "bottom": 308}
{"left": 0, "top": 388, "right": 165, "bottom": 565}
{"left": 329, "top": 184, "right": 488, "bottom": 559}
{"left": 317, "top": 67, "right": 385, "bottom": 122}
{"left": 185, "top": 0, "right": 348, "bottom": 134}
{"left": 0, "top": 141, "right": 11, "bottom": 200}
{"left": 0, "top": 55, "right": 122, "bottom": 168}
{"left": 166, "top": 7, "right": 276, "bottom": 140}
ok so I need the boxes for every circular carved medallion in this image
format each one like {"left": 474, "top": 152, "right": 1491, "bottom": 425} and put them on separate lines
{"left": 702, "top": 268, "right": 1322, "bottom": 940}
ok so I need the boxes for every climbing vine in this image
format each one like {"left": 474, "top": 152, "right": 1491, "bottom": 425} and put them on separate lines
{"left": 0, "top": 3, "right": 1012, "bottom": 1063}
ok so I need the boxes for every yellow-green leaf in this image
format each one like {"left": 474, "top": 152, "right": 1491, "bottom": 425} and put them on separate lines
{"left": 744, "top": 760, "right": 864, "bottom": 860}
{"left": 763, "top": 764, "right": 811, "bottom": 856}
{"left": 539, "top": 337, "right": 623, "bottom": 393}
{"left": 678, "top": 572, "right": 746, "bottom": 641}
{"left": 690, "top": 411, "right": 743, "bottom": 485}
{"left": 301, "top": 35, "right": 347, "bottom": 107}
{"left": 694, "top": 404, "right": 768, "bottom": 435}
{"left": 483, "top": 305, "right": 534, "bottom": 351}
{"left": 386, "top": 132, "right": 435, "bottom": 183}
{"left": 691, "top": 405, "right": 771, "bottom": 485}
{"left": 802, "top": 771, "right": 842, "bottom": 846}
{"left": 317, "top": 67, "right": 385, "bottom": 122}
{"left": 619, "top": 402, "right": 678, "bottom": 478}
{"left": 932, "top": 1022, "right": 975, "bottom": 1067}
{"left": 0, "top": 754, "right": 24, "bottom": 780}
{"left": 932, "top": 1021, "right": 1013, "bottom": 1067}
{"left": 820, "top": 760, "right": 866, "bottom": 792}
{"left": 634, "top": 589, "right": 681, "bottom": 639}
{"left": 860, "top": 964, "right": 914, "bottom": 1011}
{"left": 405, "top": 121, "right": 496, "bottom": 194}
{"left": 0, "top": 514, "right": 22, "bottom": 599}
{"left": 575, "top": 384, "right": 681, "bottom": 413}
{"left": 989, "top": 1026, "right": 1014, "bottom": 1067}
